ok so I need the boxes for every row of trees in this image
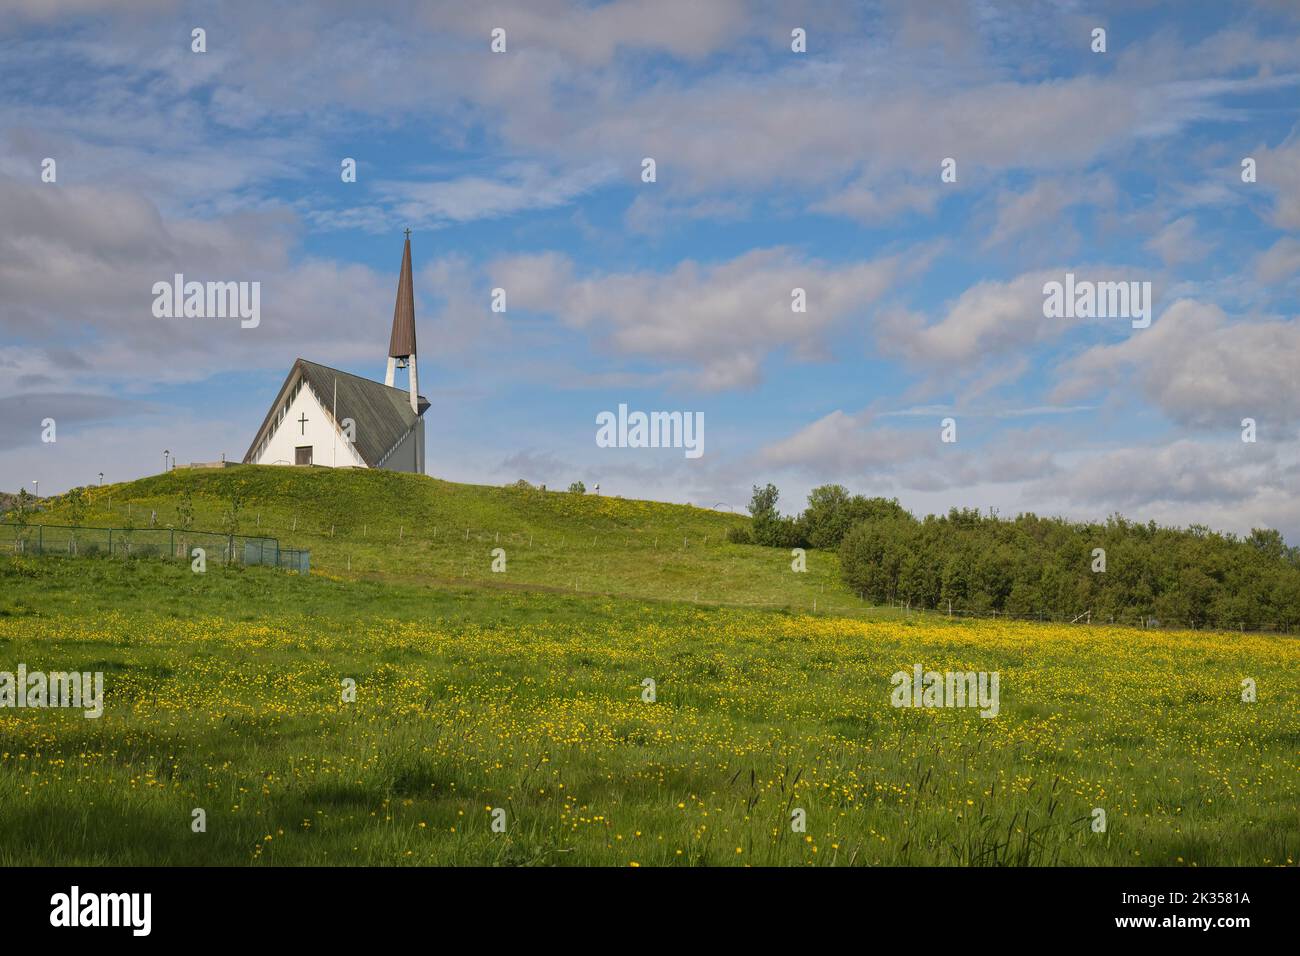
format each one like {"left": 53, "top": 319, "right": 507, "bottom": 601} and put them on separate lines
{"left": 735, "top": 483, "right": 1300, "bottom": 629}
{"left": 732, "top": 483, "right": 910, "bottom": 549}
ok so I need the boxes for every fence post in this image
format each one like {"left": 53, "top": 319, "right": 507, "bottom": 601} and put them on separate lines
{"left": 170, "top": 529, "right": 175, "bottom": 558}
{"left": 38, "top": 525, "right": 43, "bottom": 554}
{"left": 108, "top": 528, "right": 112, "bottom": 554}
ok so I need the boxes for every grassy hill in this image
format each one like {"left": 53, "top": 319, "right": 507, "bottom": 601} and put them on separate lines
{"left": 13, "top": 465, "right": 875, "bottom": 616}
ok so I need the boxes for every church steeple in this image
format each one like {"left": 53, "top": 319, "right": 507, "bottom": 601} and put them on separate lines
{"left": 385, "top": 229, "right": 419, "bottom": 413}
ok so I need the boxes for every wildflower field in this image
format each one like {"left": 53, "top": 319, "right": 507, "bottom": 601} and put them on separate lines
{"left": 1, "top": 557, "right": 1295, "bottom": 866}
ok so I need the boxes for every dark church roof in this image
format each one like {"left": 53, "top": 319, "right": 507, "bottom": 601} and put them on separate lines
{"left": 242, "top": 359, "right": 428, "bottom": 468}
{"left": 388, "top": 234, "right": 417, "bottom": 359}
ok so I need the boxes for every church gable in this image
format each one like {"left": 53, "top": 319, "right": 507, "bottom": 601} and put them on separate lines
{"left": 296, "top": 360, "right": 425, "bottom": 467}
{"left": 244, "top": 364, "right": 367, "bottom": 468}
{"left": 244, "top": 359, "right": 426, "bottom": 468}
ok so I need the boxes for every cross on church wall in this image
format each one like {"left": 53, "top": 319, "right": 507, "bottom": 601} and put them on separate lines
{"left": 299, "top": 413, "right": 309, "bottom": 434}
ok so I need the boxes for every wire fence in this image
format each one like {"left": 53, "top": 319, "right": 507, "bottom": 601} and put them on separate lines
{"left": 0, "top": 522, "right": 309, "bottom": 574}
{"left": 855, "top": 597, "right": 1297, "bottom": 636}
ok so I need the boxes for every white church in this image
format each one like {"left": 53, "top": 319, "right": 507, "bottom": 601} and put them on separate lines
{"left": 243, "top": 232, "right": 428, "bottom": 472}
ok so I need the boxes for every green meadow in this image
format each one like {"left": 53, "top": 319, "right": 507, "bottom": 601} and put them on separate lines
{"left": 0, "top": 469, "right": 1296, "bottom": 866}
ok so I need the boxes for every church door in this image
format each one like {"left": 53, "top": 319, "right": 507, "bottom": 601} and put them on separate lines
{"left": 295, "top": 445, "right": 313, "bottom": 465}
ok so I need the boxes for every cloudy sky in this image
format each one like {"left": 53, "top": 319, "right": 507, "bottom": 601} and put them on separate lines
{"left": 2, "top": 0, "right": 1299, "bottom": 539}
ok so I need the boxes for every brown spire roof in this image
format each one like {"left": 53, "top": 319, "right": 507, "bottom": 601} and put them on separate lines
{"left": 388, "top": 231, "right": 416, "bottom": 359}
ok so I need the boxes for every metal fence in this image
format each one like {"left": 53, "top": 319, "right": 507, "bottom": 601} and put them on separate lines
{"left": 1, "top": 522, "right": 308, "bottom": 574}
{"left": 243, "top": 537, "right": 310, "bottom": 574}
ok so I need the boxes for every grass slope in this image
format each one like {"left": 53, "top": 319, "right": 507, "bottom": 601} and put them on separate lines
{"left": 17, "top": 466, "right": 876, "bottom": 615}
{"left": 1, "top": 557, "right": 1295, "bottom": 866}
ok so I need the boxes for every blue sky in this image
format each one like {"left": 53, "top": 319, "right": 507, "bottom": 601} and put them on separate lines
{"left": 2, "top": 0, "right": 1299, "bottom": 537}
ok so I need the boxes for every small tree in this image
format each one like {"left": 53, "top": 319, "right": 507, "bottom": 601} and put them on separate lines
{"left": 221, "top": 492, "right": 242, "bottom": 563}
{"left": 802, "top": 484, "right": 851, "bottom": 549}
{"left": 744, "top": 483, "right": 806, "bottom": 548}
{"left": 748, "top": 483, "right": 783, "bottom": 546}
{"left": 221, "top": 492, "right": 241, "bottom": 535}
{"left": 176, "top": 488, "right": 195, "bottom": 558}
{"left": 11, "top": 488, "right": 32, "bottom": 554}
{"left": 66, "top": 487, "right": 87, "bottom": 555}
{"left": 568, "top": 481, "right": 586, "bottom": 494}
{"left": 748, "top": 483, "right": 779, "bottom": 520}
{"left": 120, "top": 504, "right": 135, "bottom": 557}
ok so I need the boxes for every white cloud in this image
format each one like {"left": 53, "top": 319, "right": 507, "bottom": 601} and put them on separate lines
{"left": 758, "top": 409, "right": 1066, "bottom": 491}
{"left": 376, "top": 163, "right": 617, "bottom": 227}
{"left": 983, "top": 175, "right": 1116, "bottom": 249}
{"left": 1254, "top": 134, "right": 1300, "bottom": 230}
{"left": 490, "top": 246, "right": 922, "bottom": 390}
{"left": 1145, "top": 215, "right": 1212, "bottom": 266}
{"left": 1255, "top": 236, "right": 1300, "bottom": 284}
{"left": 0, "top": 175, "right": 398, "bottom": 385}
{"left": 810, "top": 179, "right": 940, "bottom": 225}
{"left": 1027, "top": 439, "right": 1282, "bottom": 509}
{"left": 876, "top": 270, "right": 1066, "bottom": 367}
{"left": 758, "top": 410, "right": 931, "bottom": 477}
{"left": 1056, "top": 299, "right": 1300, "bottom": 430}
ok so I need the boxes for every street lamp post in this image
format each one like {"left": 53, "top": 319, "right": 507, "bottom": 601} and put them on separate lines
{"left": 98, "top": 472, "right": 104, "bottom": 486}
{"left": 164, "top": 449, "right": 170, "bottom": 472}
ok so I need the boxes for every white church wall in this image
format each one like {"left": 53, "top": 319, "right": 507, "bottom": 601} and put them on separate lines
{"left": 254, "top": 380, "right": 366, "bottom": 468}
